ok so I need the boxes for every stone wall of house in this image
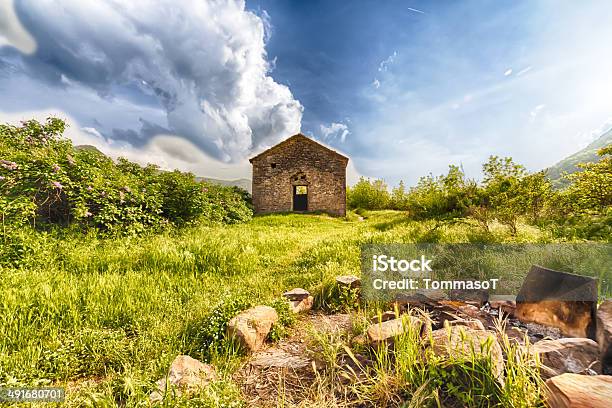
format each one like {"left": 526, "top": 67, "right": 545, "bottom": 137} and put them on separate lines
{"left": 251, "top": 136, "right": 348, "bottom": 216}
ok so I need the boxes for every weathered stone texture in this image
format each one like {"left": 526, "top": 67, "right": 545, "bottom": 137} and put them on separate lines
{"left": 250, "top": 134, "right": 348, "bottom": 216}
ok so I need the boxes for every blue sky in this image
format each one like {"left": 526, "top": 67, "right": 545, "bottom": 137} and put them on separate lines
{"left": 1, "top": 0, "right": 612, "bottom": 185}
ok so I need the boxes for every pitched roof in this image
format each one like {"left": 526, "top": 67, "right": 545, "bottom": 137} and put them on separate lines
{"left": 249, "top": 133, "right": 349, "bottom": 163}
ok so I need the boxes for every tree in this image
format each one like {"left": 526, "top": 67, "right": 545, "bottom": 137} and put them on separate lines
{"left": 481, "top": 156, "right": 527, "bottom": 235}
{"left": 516, "top": 171, "right": 553, "bottom": 223}
{"left": 390, "top": 180, "right": 410, "bottom": 210}
{"left": 566, "top": 145, "right": 612, "bottom": 213}
{"left": 347, "top": 178, "right": 390, "bottom": 210}
{"left": 406, "top": 165, "right": 479, "bottom": 219}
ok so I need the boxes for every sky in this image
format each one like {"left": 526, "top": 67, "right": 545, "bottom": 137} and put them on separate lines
{"left": 1, "top": 0, "right": 612, "bottom": 186}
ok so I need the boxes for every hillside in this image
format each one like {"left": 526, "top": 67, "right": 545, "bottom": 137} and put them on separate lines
{"left": 547, "top": 127, "right": 612, "bottom": 187}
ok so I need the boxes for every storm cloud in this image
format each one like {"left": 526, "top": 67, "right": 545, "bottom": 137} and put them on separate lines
{"left": 2, "top": 0, "right": 302, "bottom": 161}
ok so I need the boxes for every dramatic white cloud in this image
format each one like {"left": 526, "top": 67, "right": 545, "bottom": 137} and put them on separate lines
{"left": 0, "top": 0, "right": 36, "bottom": 53}
{"left": 320, "top": 122, "right": 350, "bottom": 143}
{"left": 0, "top": 0, "right": 302, "bottom": 163}
{"left": 0, "top": 109, "right": 252, "bottom": 180}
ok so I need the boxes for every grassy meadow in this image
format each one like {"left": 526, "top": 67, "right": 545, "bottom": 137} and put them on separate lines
{"left": 0, "top": 211, "right": 555, "bottom": 407}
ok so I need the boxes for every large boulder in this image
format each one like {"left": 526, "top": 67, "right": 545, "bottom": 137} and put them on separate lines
{"left": 530, "top": 337, "right": 600, "bottom": 379}
{"left": 596, "top": 300, "right": 612, "bottom": 374}
{"left": 429, "top": 326, "right": 504, "bottom": 379}
{"left": 515, "top": 266, "right": 597, "bottom": 339}
{"left": 367, "top": 316, "right": 428, "bottom": 344}
{"left": 545, "top": 373, "right": 612, "bottom": 408}
{"left": 227, "top": 305, "right": 278, "bottom": 352}
{"left": 150, "top": 355, "right": 217, "bottom": 402}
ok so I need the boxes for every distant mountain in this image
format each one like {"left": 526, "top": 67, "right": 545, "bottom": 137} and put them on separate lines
{"left": 197, "top": 177, "right": 251, "bottom": 193}
{"left": 74, "top": 144, "right": 105, "bottom": 155}
{"left": 547, "top": 127, "right": 612, "bottom": 187}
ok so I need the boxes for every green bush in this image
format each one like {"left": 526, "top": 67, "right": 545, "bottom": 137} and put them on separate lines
{"left": 0, "top": 118, "right": 252, "bottom": 239}
{"left": 182, "top": 296, "right": 252, "bottom": 361}
{"left": 347, "top": 178, "right": 391, "bottom": 210}
{"left": 313, "top": 278, "right": 360, "bottom": 313}
{"left": 564, "top": 145, "right": 612, "bottom": 213}
{"left": 267, "top": 297, "right": 296, "bottom": 341}
{"left": 405, "top": 165, "right": 480, "bottom": 220}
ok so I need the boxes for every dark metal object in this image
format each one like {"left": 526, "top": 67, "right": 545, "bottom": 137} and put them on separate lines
{"left": 517, "top": 265, "right": 598, "bottom": 303}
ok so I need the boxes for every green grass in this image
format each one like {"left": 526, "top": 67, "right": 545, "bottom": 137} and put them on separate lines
{"left": 305, "top": 311, "right": 544, "bottom": 408}
{"left": 0, "top": 211, "right": 555, "bottom": 406}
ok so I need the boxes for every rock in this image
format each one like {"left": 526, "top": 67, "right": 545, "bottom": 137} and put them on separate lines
{"left": 515, "top": 265, "right": 597, "bottom": 339}
{"left": 439, "top": 300, "right": 481, "bottom": 318}
{"left": 444, "top": 318, "right": 486, "bottom": 331}
{"left": 370, "top": 311, "right": 398, "bottom": 324}
{"left": 505, "top": 326, "right": 528, "bottom": 345}
{"left": 489, "top": 300, "right": 516, "bottom": 317}
{"left": 289, "top": 295, "right": 313, "bottom": 313}
{"left": 250, "top": 348, "right": 312, "bottom": 371}
{"left": 429, "top": 326, "right": 504, "bottom": 379}
{"left": 366, "top": 316, "right": 428, "bottom": 344}
{"left": 394, "top": 289, "right": 448, "bottom": 308}
{"left": 530, "top": 338, "right": 601, "bottom": 379}
{"left": 522, "top": 321, "right": 563, "bottom": 341}
{"left": 336, "top": 275, "right": 361, "bottom": 288}
{"left": 283, "top": 288, "right": 310, "bottom": 301}
{"left": 449, "top": 288, "right": 489, "bottom": 306}
{"left": 150, "top": 355, "right": 217, "bottom": 402}
{"left": 227, "top": 305, "right": 279, "bottom": 352}
{"left": 596, "top": 300, "right": 612, "bottom": 374}
{"left": 517, "top": 300, "right": 595, "bottom": 338}
{"left": 545, "top": 373, "right": 612, "bottom": 408}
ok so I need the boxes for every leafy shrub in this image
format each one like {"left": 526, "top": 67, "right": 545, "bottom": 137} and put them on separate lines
{"left": 0, "top": 118, "right": 252, "bottom": 239}
{"left": 347, "top": 178, "right": 391, "bottom": 210}
{"left": 313, "top": 278, "right": 360, "bottom": 313}
{"left": 182, "top": 296, "right": 252, "bottom": 361}
{"left": 405, "top": 165, "right": 480, "bottom": 220}
{"left": 564, "top": 145, "right": 612, "bottom": 213}
{"left": 0, "top": 228, "right": 39, "bottom": 268}
{"left": 36, "top": 329, "right": 131, "bottom": 380}
{"left": 266, "top": 297, "right": 296, "bottom": 341}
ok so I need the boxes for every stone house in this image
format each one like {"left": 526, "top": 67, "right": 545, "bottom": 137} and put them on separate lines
{"left": 249, "top": 134, "right": 348, "bottom": 216}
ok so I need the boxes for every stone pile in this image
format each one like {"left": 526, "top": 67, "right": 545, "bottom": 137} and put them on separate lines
{"left": 153, "top": 270, "right": 612, "bottom": 405}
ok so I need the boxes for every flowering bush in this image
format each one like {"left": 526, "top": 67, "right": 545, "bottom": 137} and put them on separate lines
{"left": 0, "top": 118, "right": 252, "bottom": 239}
